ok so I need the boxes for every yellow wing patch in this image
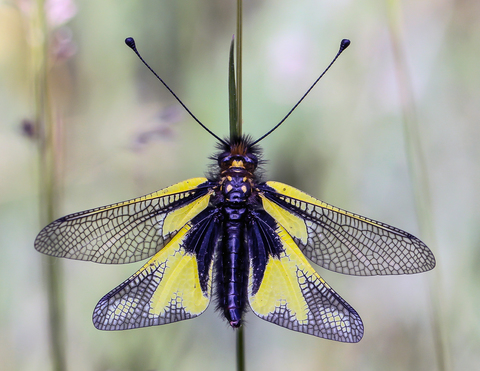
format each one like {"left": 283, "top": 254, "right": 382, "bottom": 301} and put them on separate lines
{"left": 248, "top": 224, "right": 363, "bottom": 342}
{"left": 93, "top": 222, "right": 212, "bottom": 330}
{"left": 260, "top": 194, "right": 308, "bottom": 244}
{"left": 163, "top": 188, "right": 212, "bottom": 236}
{"left": 249, "top": 226, "right": 311, "bottom": 323}
{"left": 145, "top": 225, "right": 210, "bottom": 316}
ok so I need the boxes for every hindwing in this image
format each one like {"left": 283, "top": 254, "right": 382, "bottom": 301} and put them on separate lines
{"left": 258, "top": 182, "right": 436, "bottom": 276}
{"left": 34, "top": 178, "right": 211, "bottom": 264}
{"left": 246, "top": 210, "right": 364, "bottom": 342}
{"left": 93, "top": 206, "right": 221, "bottom": 330}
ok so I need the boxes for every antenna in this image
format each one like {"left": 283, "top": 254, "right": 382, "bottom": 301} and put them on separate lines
{"left": 125, "top": 37, "right": 228, "bottom": 145}
{"left": 251, "top": 39, "right": 351, "bottom": 146}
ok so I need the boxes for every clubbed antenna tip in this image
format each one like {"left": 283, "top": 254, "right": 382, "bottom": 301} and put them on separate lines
{"left": 340, "top": 39, "right": 350, "bottom": 52}
{"left": 125, "top": 37, "right": 136, "bottom": 50}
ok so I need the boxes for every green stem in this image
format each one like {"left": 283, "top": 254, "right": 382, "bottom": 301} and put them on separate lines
{"left": 234, "top": 0, "right": 243, "bottom": 138}
{"left": 385, "top": 1, "right": 448, "bottom": 370}
{"left": 32, "top": 1, "right": 66, "bottom": 370}
{"left": 234, "top": 1, "right": 245, "bottom": 370}
{"left": 229, "top": 38, "right": 238, "bottom": 138}
{"left": 236, "top": 326, "right": 245, "bottom": 371}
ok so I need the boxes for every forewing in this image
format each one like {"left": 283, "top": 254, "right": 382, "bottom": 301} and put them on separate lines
{"left": 93, "top": 208, "right": 221, "bottom": 330}
{"left": 259, "top": 181, "right": 435, "bottom": 276}
{"left": 35, "top": 178, "right": 211, "bottom": 264}
{"left": 247, "top": 216, "right": 363, "bottom": 342}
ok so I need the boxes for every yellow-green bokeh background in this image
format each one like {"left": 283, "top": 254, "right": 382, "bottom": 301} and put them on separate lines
{"left": 1, "top": 0, "right": 479, "bottom": 370}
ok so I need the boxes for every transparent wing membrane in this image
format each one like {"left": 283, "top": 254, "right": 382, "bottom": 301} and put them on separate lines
{"left": 260, "top": 181, "right": 435, "bottom": 276}
{"left": 35, "top": 178, "right": 210, "bottom": 264}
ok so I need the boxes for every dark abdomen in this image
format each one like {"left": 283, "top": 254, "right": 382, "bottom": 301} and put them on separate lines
{"left": 216, "top": 214, "right": 248, "bottom": 327}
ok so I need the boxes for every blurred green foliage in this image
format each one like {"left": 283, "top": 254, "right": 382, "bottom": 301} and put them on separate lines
{"left": 1, "top": 0, "right": 479, "bottom": 370}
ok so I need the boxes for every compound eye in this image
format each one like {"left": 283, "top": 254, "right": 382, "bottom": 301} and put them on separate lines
{"left": 219, "top": 155, "right": 236, "bottom": 171}
{"left": 218, "top": 154, "right": 231, "bottom": 167}
{"left": 243, "top": 154, "right": 258, "bottom": 172}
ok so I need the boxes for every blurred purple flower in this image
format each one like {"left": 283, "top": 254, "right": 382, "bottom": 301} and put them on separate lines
{"left": 18, "top": 0, "right": 77, "bottom": 27}
{"left": 45, "top": 0, "right": 77, "bottom": 27}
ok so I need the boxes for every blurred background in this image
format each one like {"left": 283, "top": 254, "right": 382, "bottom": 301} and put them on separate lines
{"left": 1, "top": 0, "right": 479, "bottom": 370}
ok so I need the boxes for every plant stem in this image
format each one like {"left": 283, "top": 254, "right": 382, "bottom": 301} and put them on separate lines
{"left": 31, "top": 1, "right": 66, "bottom": 370}
{"left": 234, "top": 1, "right": 245, "bottom": 370}
{"left": 236, "top": 325, "right": 245, "bottom": 371}
{"left": 385, "top": 1, "right": 449, "bottom": 370}
{"left": 234, "top": 0, "right": 243, "bottom": 138}
{"left": 229, "top": 37, "right": 238, "bottom": 138}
